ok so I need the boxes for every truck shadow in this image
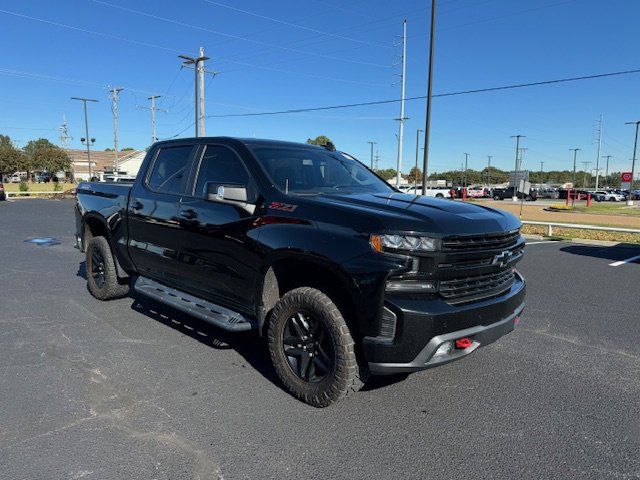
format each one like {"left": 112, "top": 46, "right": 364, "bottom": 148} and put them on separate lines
{"left": 560, "top": 244, "right": 640, "bottom": 261}
{"left": 77, "top": 261, "right": 408, "bottom": 395}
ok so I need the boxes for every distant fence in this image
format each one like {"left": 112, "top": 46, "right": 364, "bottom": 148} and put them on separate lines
{"left": 521, "top": 220, "right": 640, "bottom": 236}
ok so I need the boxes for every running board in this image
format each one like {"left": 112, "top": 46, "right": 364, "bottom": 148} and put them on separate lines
{"left": 133, "top": 277, "right": 254, "bottom": 332}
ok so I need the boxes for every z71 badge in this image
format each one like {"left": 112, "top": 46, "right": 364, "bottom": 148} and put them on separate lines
{"left": 268, "top": 201, "right": 298, "bottom": 212}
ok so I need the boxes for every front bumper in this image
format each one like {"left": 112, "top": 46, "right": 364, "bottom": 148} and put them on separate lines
{"left": 365, "top": 271, "right": 525, "bottom": 375}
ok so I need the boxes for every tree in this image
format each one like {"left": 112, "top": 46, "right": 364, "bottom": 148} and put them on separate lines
{"left": 23, "top": 138, "right": 71, "bottom": 179}
{"left": 306, "top": 135, "right": 335, "bottom": 149}
{"left": 121, "top": 147, "right": 134, "bottom": 151}
{"left": 0, "top": 136, "right": 26, "bottom": 175}
{"left": 374, "top": 168, "right": 397, "bottom": 180}
{"left": 406, "top": 166, "right": 423, "bottom": 184}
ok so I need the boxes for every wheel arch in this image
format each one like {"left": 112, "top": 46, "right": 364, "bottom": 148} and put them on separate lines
{"left": 81, "top": 213, "right": 129, "bottom": 279}
{"left": 257, "top": 252, "right": 362, "bottom": 341}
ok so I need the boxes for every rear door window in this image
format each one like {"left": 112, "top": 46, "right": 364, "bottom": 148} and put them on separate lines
{"left": 147, "top": 145, "right": 193, "bottom": 195}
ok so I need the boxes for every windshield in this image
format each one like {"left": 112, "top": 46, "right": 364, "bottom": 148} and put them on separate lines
{"left": 252, "top": 146, "right": 394, "bottom": 195}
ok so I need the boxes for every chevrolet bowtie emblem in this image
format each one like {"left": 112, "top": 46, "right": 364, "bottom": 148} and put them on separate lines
{"left": 492, "top": 250, "right": 513, "bottom": 268}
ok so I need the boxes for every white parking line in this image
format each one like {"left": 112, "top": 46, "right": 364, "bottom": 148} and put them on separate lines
{"left": 609, "top": 254, "right": 640, "bottom": 267}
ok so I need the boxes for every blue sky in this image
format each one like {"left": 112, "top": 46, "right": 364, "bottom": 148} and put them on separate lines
{"left": 1, "top": 0, "right": 639, "bottom": 176}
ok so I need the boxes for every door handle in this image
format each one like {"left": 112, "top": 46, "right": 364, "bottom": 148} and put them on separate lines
{"left": 179, "top": 208, "right": 198, "bottom": 220}
{"left": 131, "top": 201, "right": 144, "bottom": 210}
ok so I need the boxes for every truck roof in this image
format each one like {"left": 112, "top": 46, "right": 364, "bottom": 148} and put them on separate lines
{"left": 153, "top": 137, "right": 328, "bottom": 150}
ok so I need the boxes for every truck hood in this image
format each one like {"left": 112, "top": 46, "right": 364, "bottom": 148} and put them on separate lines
{"left": 309, "top": 192, "right": 520, "bottom": 235}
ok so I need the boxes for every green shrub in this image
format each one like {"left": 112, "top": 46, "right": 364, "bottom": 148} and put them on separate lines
{"left": 18, "top": 181, "right": 28, "bottom": 192}
{"left": 53, "top": 182, "right": 62, "bottom": 191}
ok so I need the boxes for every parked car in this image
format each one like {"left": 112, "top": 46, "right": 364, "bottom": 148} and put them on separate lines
{"left": 0, "top": 183, "right": 6, "bottom": 201}
{"left": 10, "top": 174, "right": 21, "bottom": 183}
{"left": 492, "top": 187, "right": 537, "bottom": 201}
{"left": 592, "top": 190, "right": 626, "bottom": 202}
{"left": 75, "top": 137, "right": 526, "bottom": 407}
{"left": 34, "top": 172, "right": 53, "bottom": 183}
{"left": 537, "top": 188, "right": 559, "bottom": 199}
{"left": 466, "top": 186, "right": 489, "bottom": 198}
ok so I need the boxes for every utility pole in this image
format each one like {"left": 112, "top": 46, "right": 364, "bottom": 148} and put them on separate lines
{"left": 59, "top": 115, "right": 72, "bottom": 149}
{"left": 71, "top": 97, "right": 98, "bottom": 180}
{"left": 539, "top": 161, "right": 544, "bottom": 186}
{"left": 414, "top": 129, "right": 423, "bottom": 189}
{"left": 109, "top": 86, "right": 124, "bottom": 172}
{"left": 421, "top": 0, "right": 437, "bottom": 192}
{"left": 138, "top": 95, "right": 167, "bottom": 145}
{"left": 581, "top": 161, "right": 591, "bottom": 188}
{"left": 603, "top": 155, "right": 612, "bottom": 188}
{"left": 486, "top": 155, "right": 492, "bottom": 185}
{"left": 510, "top": 135, "right": 525, "bottom": 201}
{"left": 395, "top": 19, "right": 408, "bottom": 188}
{"left": 594, "top": 114, "right": 603, "bottom": 189}
{"left": 367, "top": 141, "right": 377, "bottom": 169}
{"left": 626, "top": 120, "right": 640, "bottom": 205}
{"left": 374, "top": 150, "right": 380, "bottom": 170}
{"left": 463, "top": 153, "right": 470, "bottom": 187}
{"left": 179, "top": 49, "right": 215, "bottom": 138}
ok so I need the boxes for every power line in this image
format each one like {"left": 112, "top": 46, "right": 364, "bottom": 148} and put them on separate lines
{"left": 206, "top": 67, "right": 640, "bottom": 118}
{"left": 203, "top": 0, "right": 392, "bottom": 49}
{"left": 92, "top": 0, "right": 390, "bottom": 68}
{"left": 0, "top": 8, "right": 387, "bottom": 87}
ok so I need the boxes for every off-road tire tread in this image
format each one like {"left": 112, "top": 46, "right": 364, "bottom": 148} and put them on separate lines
{"left": 267, "top": 287, "right": 367, "bottom": 407}
{"left": 86, "top": 236, "right": 130, "bottom": 301}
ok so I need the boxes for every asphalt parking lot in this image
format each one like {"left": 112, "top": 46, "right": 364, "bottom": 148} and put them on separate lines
{"left": 1, "top": 199, "right": 639, "bottom": 480}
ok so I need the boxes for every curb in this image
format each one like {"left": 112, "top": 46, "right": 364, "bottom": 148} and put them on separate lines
{"left": 522, "top": 234, "right": 544, "bottom": 241}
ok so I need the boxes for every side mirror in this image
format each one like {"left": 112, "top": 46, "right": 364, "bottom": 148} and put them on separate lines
{"left": 205, "top": 183, "right": 255, "bottom": 214}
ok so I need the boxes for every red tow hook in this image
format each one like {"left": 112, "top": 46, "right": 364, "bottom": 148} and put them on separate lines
{"left": 454, "top": 337, "right": 472, "bottom": 349}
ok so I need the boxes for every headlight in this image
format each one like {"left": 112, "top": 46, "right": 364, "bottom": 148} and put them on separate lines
{"left": 370, "top": 234, "right": 439, "bottom": 253}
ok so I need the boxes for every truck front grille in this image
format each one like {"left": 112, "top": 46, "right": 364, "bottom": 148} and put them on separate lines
{"left": 442, "top": 230, "right": 520, "bottom": 252}
{"left": 439, "top": 268, "right": 515, "bottom": 303}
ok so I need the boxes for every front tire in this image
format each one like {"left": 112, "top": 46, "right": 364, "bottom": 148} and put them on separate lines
{"left": 86, "top": 236, "right": 130, "bottom": 300}
{"left": 267, "top": 287, "right": 366, "bottom": 407}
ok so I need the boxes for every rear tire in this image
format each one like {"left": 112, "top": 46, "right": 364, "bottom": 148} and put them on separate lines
{"left": 435, "top": 193, "right": 444, "bottom": 198}
{"left": 267, "top": 287, "right": 367, "bottom": 407}
{"left": 86, "top": 236, "right": 130, "bottom": 300}
{"left": 493, "top": 195, "right": 501, "bottom": 200}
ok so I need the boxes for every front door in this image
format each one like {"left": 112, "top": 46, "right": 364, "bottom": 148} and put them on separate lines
{"left": 127, "top": 144, "right": 195, "bottom": 287}
{"left": 177, "top": 144, "right": 261, "bottom": 314}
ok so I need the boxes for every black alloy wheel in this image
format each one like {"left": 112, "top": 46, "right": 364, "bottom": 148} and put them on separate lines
{"left": 282, "top": 312, "right": 335, "bottom": 383}
{"left": 90, "top": 248, "right": 106, "bottom": 289}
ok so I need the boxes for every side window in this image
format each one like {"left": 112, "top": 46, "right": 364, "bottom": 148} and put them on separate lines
{"left": 194, "top": 145, "right": 250, "bottom": 197}
{"left": 147, "top": 145, "right": 192, "bottom": 195}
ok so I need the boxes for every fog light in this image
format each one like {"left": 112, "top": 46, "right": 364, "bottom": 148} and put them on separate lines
{"left": 433, "top": 341, "right": 453, "bottom": 357}
{"left": 385, "top": 279, "right": 436, "bottom": 293}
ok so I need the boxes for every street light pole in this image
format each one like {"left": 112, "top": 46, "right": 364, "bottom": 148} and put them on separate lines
{"left": 179, "top": 51, "right": 210, "bottom": 137}
{"left": 421, "top": 0, "right": 437, "bottom": 192}
{"left": 71, "top": 97, "right": 98, "bottom": 180}
{"left": 510, "top": 135, "right": 525, "bottom": 201}
{"left": 414, "top": 129, "right": 423, "bottom": 190}
{"left": 625, "top": 121, "right": 640, "bottom": 205}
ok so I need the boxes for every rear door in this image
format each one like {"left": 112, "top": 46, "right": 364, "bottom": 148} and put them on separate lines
{"left": 127, "top": 143, "right": 196, "bottom": 286}
{"left": 176, "top": 143, "right": 262, "bottom": 313}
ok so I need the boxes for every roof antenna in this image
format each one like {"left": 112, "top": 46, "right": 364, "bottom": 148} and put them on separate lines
{"left": 285, "top": 178, "right": 289, "bottom": 194}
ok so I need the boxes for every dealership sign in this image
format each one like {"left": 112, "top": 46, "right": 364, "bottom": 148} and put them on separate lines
{"left": 621, "top": 172, "right": 632, "bottom": 182}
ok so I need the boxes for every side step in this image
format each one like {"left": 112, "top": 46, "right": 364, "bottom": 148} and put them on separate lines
{"left": 133, "top": 276, "right": 254, "bottom": 332}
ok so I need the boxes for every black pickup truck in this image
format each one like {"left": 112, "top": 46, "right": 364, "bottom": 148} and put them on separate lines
{"left": 75, "top": 137, "right": 526, "bottom": 407}
{"left": 492, "top": 186, "right": 537, "bottom": 201}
